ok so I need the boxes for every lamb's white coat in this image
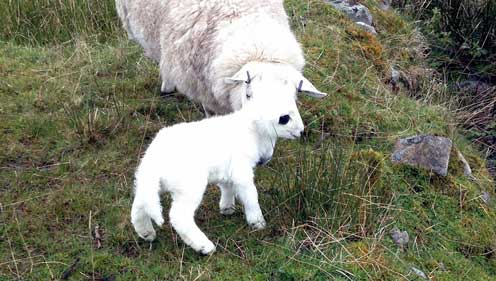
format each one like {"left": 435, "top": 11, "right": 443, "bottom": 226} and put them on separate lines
{"left": 131, "top": 70, "right": 304, "bottom": 254}
{"left": 116, "top": 0, "right": 326, "bottom": 114}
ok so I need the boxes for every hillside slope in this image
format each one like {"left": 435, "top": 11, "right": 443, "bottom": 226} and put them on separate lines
{"left": 1, "top": 0, "right": 495, "bottom": 280}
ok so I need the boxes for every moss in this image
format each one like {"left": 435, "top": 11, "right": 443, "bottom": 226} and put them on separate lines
{"left": 346, "top": 26, "right": 385, "bottom": 69}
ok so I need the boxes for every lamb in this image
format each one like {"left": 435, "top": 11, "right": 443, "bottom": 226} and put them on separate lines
{"left": 131, "top": 67, "right": 305, "bottom": 255}
{"left": 115, "top": 0, "right": 327, "bottom": 115}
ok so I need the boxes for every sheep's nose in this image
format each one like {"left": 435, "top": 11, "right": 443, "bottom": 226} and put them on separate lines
{"left": 299, "top": 130, "right": 305, "bottom": 137}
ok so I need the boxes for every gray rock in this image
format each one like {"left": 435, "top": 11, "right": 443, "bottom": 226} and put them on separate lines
{"left": 392, "top": 135, "right": 453, "bottom": 176}
{"left": 379, "top": 0, "right": 391, "bottom": 11}
{"left": 390, "top": 227, "right": 409, "bottom": 249}
{"left": 391, "top": 67, "right": 401, "bottom": 84}
{"left": 482, "top": 191, "right": 491, "bottom": 204}
{"left": 356, "top": 22, "right": 377, "bottom": 34}
{"left": 325, "top": 0, "right": 374, "bottom": 26}
{"left": 410, "top": 267, "right": 428, "bottom": 280}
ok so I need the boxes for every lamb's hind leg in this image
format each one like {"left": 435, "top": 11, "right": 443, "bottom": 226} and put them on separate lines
{"left": 218, "top": 183, "right": 235, "bottom": 215}
{"left": 169, "top": 184, "right": 215, "bottom": 255}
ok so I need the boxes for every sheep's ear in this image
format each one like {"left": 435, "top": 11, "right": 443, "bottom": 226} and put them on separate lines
{"left": 295, "top": 75, "right": 327, "bottom": 98}
{"left": 225, "top": 69, "right": 251, "bottom": 84}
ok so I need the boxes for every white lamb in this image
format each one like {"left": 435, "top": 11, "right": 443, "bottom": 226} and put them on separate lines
{"left": 116, "top": 0, "right": 327, "bottom": 115}
{"left": 131, "top": 63, "right": 306, "bottom": 255}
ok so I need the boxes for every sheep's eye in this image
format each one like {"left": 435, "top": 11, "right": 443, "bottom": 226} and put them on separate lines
{"left": 278, "top": 115, "right": 290, "bottom": 125}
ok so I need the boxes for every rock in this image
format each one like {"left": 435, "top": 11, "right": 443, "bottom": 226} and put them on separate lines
{"left": 392, "top": 135, "right": 453, "bottom": 176}
{"left": 379, "top": 0, "right": 391, "bottom": 10}
{"left": 325, "top": 0, "right": 374, "bottom": 26}
{"left": 356, "top": 22, "right": 377, "bottom": 34}
{"left": 391, "top": 67, "right": 401, "bottom": 84}
{"left": 390, "top": 67, "right": 402, "bottom": 92}
{"left": 390, "top": 227, "right": 409, "bottom": 249}
{"left": 482, "top": 191, "right": 491, "bottom": 204}
{"left": 410, "top": 267, "right": 428, "bottom": 280}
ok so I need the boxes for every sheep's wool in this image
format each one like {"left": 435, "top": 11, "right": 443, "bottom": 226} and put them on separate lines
{"left": 116, "top": 0, "right": 307, "bottom": 113}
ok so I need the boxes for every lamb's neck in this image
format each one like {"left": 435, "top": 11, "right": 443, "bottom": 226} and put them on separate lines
{"left": 251, "top": 121, "right": 277, "bottom": 166}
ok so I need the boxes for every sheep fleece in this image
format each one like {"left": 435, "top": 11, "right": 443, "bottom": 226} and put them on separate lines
{"left": 116, "top": 0, "right": 306, "bottom": 114}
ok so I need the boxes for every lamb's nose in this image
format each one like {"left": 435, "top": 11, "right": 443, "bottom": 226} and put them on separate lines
{"left": 299, "top": 130, "right": 305, "bottom": 137}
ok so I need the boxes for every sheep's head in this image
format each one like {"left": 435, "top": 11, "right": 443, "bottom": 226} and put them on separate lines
{"left": 225, "top": 62, "right": 326, "bottom": 139}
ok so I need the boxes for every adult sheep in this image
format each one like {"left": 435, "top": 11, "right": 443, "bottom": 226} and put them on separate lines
{"left": 116, "top": 0, "right": 327, "bottom": 114}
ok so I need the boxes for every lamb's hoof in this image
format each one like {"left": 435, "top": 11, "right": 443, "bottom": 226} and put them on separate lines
{"left": 249, "top": 219, "right": 266, "bottom": 230}
{"left": 220, "top": 206, "right": 235, "bottom": 215}
{"left": 199, "top": 241, "right": 216, "bottom": 256}
{"left": 139, "top": 230, "right": 157, "bottom": 242}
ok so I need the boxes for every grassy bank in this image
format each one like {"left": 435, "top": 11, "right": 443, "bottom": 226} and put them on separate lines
{"left": 1, "top": 0, "right": 495, "bottom": 280}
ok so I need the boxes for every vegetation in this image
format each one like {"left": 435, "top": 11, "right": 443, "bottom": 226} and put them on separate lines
{"left": 393, "top": 0, "right": 496, "bottom": 180}
{"left": 1, "top": 0, "right": 495, "bottom": 280}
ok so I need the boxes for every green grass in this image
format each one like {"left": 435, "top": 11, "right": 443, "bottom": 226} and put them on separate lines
{"left": 1, "top": 0, "right": 495, "bottom": 280}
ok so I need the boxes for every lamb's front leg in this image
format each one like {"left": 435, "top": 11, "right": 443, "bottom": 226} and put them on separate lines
{"left": 233, "top": 179, "right": 266, "bottom": 230}
{"left": 169, "top": 188, "right": 216, "bottom": 255}
{"left": 218, "top": 182, "right": 236, "bottom": 215}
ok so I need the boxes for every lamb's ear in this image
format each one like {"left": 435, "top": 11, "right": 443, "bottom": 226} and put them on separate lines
{"left": 295, "top": 75, "right": 327, "bottom": 98}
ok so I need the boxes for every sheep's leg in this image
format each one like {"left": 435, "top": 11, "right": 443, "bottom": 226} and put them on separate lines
{"left": 159, "top": 58, "right": 176, "bottom": 96}
{"left": 131, "top": 178, "right": 164, "bottom": 242}
{"left": 160, "top": 80, "right": 176, "bottom": 96}
{"left": 234, "top": 181, "right": 266, "bottom": 230}
{"left": 201, "top": 104, "right": 215, "bottom": 118}
{"left": 169, "top": 186, "right": 216, "bottom": 255}
{"left": 218, "top": 183, "right": 236, "bottom": 215}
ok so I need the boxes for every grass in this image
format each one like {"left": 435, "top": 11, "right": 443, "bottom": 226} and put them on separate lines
{"left": 1, "top": 0, "right": 495, "bottom": 280}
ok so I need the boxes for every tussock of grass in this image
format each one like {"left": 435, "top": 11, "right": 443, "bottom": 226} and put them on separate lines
{"left": 1, "top": 0, "right": 495, "bottom": 279}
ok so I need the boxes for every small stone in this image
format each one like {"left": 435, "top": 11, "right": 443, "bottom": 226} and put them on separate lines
{"left": 411, "top": 267, "right": 428, "bottom": 280}
{"left": 482, "top": 191, "right": 491, "bottom": 204}
{"left": 390, "top": 227, "right": 409, "bottom": 249}
{"left": 392, "top": 135, "right": 453, "bottom": 176}
{"left": 379, "top": 0, "right": 391, "bottom": 10}
{"left": 391, "top": 67, "right": 401, "bottom": 84}
{"left": 325, "top": 1, "right": 374, "bottom": 26}
{"left": 356, "top": 22, "right": 377, "bottom": 34}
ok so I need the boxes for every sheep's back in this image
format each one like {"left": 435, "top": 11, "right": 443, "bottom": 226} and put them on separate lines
{"left": 159, "top": 0, "right": 292, "bottom": 114}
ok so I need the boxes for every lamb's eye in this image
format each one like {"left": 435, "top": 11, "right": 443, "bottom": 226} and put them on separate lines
{"left": 278, "top": 115, "right": 290, "bottom": 125}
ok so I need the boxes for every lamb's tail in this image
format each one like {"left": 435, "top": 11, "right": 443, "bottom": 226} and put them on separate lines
{"left": 131, "top": 177, "right": 164, "bottom": 241}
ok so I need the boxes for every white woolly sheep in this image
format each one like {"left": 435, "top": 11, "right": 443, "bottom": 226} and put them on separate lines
{"left": 116, "top": 0, "right": 327, "bottom": 115}
{"left": 131, "top": 65, "right": 305, "bottom": 255}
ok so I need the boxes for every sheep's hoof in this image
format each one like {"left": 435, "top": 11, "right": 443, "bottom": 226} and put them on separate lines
{"left": 220, "top": 206, "right": 236, "bottom": 215}
{"left": 199, "top": 242, "right": 216, "bottom": 256}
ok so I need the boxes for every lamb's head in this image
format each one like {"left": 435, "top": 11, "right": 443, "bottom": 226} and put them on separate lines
{"left": 225, "top": 62, "right": 327, "bottom": 139}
